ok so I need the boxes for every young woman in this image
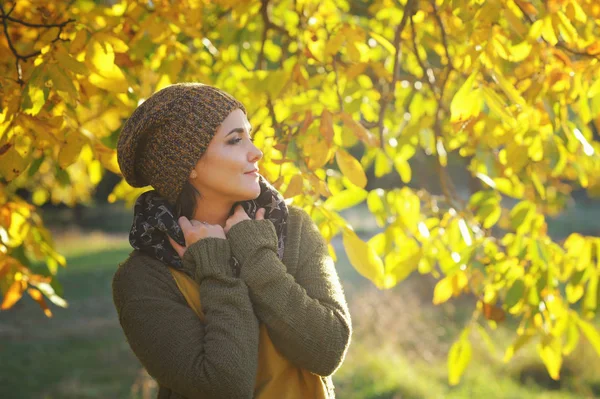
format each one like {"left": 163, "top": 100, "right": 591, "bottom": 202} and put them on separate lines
{"left": 113, "top": 83, "right": 352, "bottom": 398}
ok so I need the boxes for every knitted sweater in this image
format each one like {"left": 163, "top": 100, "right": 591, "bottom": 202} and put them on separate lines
{"left": 112, "top": 205, "right": 352, "bottom": 398}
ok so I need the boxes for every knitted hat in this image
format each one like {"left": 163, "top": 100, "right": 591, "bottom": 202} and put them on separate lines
{"left": 117, "top": 83, "right": 246, "bottom": 204}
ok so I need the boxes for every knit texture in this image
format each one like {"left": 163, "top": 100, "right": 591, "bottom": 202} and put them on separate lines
{"left": 116, "top": 83, "right": 246, "bottom": 204}
{"left": 112, "top": 206, "right": 352, "bottom": 399}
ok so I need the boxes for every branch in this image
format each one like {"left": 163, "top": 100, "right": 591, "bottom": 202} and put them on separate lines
{"left": 430, "top": 0, "right": 453, "bottom": 70}
{"left": 332, "top": 54, "right": 344, "bottom": 112}
{"left": 377, "top": 0, "right": 414, "bottom": 150}
{"left": 0, "top": 4, "right": 76, "bottom": 84}
{"left": 410, "top": 11, "right": 463, "bottom": 209}
{"left": 0, "top": 15, "right": 75, "bottom": 29}
{"left": 256, "top": 0, "right": 291, "bottom": 70}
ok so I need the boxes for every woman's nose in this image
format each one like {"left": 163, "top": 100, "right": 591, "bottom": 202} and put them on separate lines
{"left": 249, "top": 144, "right": 263, "bottom": 162}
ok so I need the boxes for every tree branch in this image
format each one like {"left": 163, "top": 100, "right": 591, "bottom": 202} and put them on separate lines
{"left": 0, "top": 4, "right": 76, "bottom": 84}
{"left": 0, "top": 15, "right": 75, "bottom": 29}
{"left": 430, "top": 0, "right": 453, "bottom": 70}
{"left": 377, "top": 0, "right": 414, "bottom": 151}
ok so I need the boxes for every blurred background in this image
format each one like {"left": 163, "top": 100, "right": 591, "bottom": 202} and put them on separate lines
{"left": 2, "top": 0, "right": 600, "bottom": 397}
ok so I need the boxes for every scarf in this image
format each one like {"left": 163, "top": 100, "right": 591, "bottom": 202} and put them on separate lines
{"left": 128, "top": 174, "right": 288, "bottom": 277}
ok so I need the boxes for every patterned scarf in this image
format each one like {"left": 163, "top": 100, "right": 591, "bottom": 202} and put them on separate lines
{"left": 129, "top": 174, "right": 288, "bottom": 277}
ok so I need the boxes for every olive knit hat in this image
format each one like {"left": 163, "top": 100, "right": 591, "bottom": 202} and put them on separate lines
{"left": 117, "top": 83, "right": 246, "bottom": 204}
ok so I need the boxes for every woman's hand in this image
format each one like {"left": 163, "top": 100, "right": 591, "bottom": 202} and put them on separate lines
{"left": 168, "top": 217, "right": 226, "bottom": 258}
{"left": 224, "top": 205, "right": 266, "bottom": 235}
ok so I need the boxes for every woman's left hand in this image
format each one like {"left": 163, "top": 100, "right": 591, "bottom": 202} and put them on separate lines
{"left": 224, "top": 205, "right": 266, "bottom": 235}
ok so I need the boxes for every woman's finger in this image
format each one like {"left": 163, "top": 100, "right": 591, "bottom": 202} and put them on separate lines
{"left": 255, "top": 208, "right": 265, "bottom": 220}
{"left": 178, "top": 216, "right": 192, "bottom": 232}
{"left": 167, "top": 235, "right": 185, "bottom": 258}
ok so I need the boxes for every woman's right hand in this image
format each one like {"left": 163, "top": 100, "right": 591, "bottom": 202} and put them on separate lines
{"left": 167, "top": 216, "right": 226, "bottom": 258}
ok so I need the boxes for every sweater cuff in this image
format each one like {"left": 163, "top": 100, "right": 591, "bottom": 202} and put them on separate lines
{"left": 182, "top": 237, "right": 232, "bottom": 281}
{"left": 226, "top": 219, "right": 278, "bottom": 266}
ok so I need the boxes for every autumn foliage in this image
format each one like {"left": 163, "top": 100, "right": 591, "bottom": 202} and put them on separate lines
{"left": 2, "top": 0, "right": 600, "bottom": 384}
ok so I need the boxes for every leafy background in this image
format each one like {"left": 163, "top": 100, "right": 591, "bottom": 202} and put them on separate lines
{"left": 2, "top": 0, "right": 600, "bottom": 397}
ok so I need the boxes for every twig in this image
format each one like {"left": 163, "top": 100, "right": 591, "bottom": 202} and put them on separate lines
{"left": 0, "top": 15, "right": 75, "bottom": 28}
{"left": 430, "top": 0, "right": 453, "bottom": 70}
{"left": 256, "top": 0, "right": 291, "bottom": 70}
{"left": 332, "top": 54, "right": 344, "bottom": 112}
{"left": 377, "top": 0, "right": 414, "bottom": 150}
{"left": 0, "top": 4, "right": 76, "bottom": 84}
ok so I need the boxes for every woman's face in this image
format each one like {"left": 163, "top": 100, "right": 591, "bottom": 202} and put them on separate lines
{"left": 189, "top": 108, "right": 263, "bottom": 203}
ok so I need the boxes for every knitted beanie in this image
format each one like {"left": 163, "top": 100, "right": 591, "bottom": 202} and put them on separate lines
{"left": 117, "top": 83, "right": 246, "bottom": 204}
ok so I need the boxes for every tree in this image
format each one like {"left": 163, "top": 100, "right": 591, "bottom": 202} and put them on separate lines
{"left": 1, "top": 0, "right": 600, "bottom": 384}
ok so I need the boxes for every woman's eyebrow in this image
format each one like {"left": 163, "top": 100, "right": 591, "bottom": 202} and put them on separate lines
{"left": 226, "top": 126, "right": 253, "bottom": 136}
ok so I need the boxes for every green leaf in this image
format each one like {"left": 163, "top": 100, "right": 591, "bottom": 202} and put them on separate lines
{"left": 505, "top": 278, "right": 525, "bottom": 309}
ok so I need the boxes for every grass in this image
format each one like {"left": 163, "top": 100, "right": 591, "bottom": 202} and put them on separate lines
{"left": 2, "top": 201, "right": 600, "bottom": 398}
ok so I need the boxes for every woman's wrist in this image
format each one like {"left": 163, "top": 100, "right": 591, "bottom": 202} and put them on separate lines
{"left": 226, "top": 219, "right": 278, "bottom": 266}
{"left": 182, "top": 237, "right": 233, "bottom": 281}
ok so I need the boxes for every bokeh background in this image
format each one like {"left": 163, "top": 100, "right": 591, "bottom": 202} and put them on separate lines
{"left": 2, "top": 0, "right": 600, "bottom": 398}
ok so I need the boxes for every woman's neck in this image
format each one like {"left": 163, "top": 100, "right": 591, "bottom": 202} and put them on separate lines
{"left": 191, "top": 196, "right": 236, "bottom": 228}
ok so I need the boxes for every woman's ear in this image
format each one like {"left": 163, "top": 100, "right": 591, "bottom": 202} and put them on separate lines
{"left": 190, "top": 170, "right": 197, "bottom": 179}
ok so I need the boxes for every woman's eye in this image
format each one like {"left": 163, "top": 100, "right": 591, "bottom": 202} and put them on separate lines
{"left": 228, "top": 136, "right": 254, "bottom": 145}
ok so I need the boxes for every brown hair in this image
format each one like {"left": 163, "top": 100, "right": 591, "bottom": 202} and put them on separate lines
{"left": 174, "top": 181, "right": 200, "bottom": 220}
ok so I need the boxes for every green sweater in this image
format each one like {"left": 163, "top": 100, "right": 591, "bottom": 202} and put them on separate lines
{"left": 112, "top": 205, "right": 352, "bottom": 398}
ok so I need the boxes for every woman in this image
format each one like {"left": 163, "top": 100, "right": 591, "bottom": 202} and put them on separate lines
{"left": 112, "top": 83, "right": 352, "bottom": 399}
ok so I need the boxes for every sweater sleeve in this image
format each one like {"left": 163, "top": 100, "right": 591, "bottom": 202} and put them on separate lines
{"left": 112, "top": 238, "right": 259, "bottom": 399}
{"left": 226, "top": 210, "right": 352, "bottom": 376}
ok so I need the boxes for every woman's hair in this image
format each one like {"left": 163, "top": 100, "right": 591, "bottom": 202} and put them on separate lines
{"left": 174, "top": 181, "right": 200, "bottom": 220}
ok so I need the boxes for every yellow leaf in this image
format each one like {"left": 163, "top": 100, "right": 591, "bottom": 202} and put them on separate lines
{"left": 0, "top": 142, "right": 28, "bottom": 182}
{"left": 451, "top": 71, "right": 482, "bottom": 123}
{"left": 433, "top": 276, "right": 453, "bottom": 304}
{"left": 93, "top": 142, "right": 121, "bottom": 175}
{"left": 324, "top": 187, "right": 368, "bottom": 212}
{"left": 27, "top": 287, "right": 52, "bottom": 317}
{"left": 306, "top": 139, "right": 332, "bottom": 170}
{"left": 47, "top": 64, "right": 77, "bottom": 97}
{"left": 336, "top": 149, "right": 367, "bottom": 188}
{"left": 89, "top": 70, "right": 128, "bottom": 93}
{"left": 319, "top": 109, "right": 334, "bottom": 144}
{"left": 284, "top": 174, "right": 304, "bottom": 198}
{"left": 56, "top": 47, "right": 88, "bottom": 75}
{"left": 70, "top": 29, "right": 88, "bottom": 54}
{"left": 58, "top": 130, "right": 88, "bottom": 169}
{"left": 369, "top": 31, "right": 395, "bottom": 54}
{"left": 338, "top": 112, "right": 380, "bottom": 147}
{"left": 393, "top": 157, "right": 411, "bottom": 183}
{"left": 448, "top": 334, "right": 472, "bottom": 386}
{"left": 541, "top": 16, "right": 558, "bottom": 45}
{"left": 87, "top": 40, "right": 116, "bottom": 74}
{"left": 492, "top": 70, "right": 526, "bottom": 106}
{"left": 96, "top": 32, "right": 129, "bottom": 53}
{"left": 1, "top": 280, "right": 26, "bottom": 310}
{"left": 374, "top": 149, "right": 392, "bottom": 177}
{"left": 537, "top": 336, "right": 562, "bottom": 380}
{"left": 482, "top": 87, "right": 514, "bottom": 124}
{"left": 342, "top": 229, "right": 384, "bottom": 287}
{"left": 575, "top": 315, "right": 600, "bottom": 357}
